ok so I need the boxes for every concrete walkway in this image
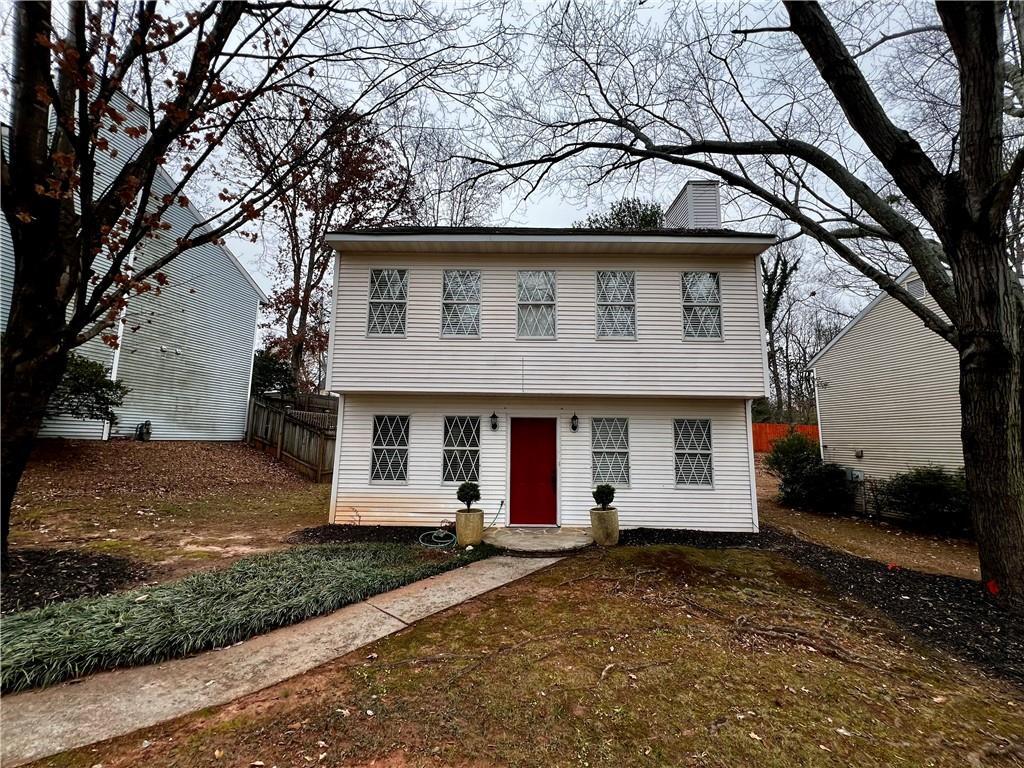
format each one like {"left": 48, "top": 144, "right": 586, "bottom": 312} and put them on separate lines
{"left": 0, "top": 556, "right": 559, "bottom": 767}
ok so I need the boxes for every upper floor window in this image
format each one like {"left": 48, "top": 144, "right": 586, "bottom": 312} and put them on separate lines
{"left": 596, "top": 271, "right": 636, "bottom": 338}
{"left": 442, "top": 269, "right": 481, "bottom": 337}
{"left": 371, "top": 415, "right": 409, "bottom": 482}
{"left": 681, "top": 271, "right": 721, "bottom": 339}
{"left": 674, "top": 418, "right": 713, "bottom": 486}
{"left": 367, "top": 268, "right": 407, "bottom": 336}
{"left": 907, "top": 277, "right": 925, "bottom": 299}
{"left": 442, "top": 415, "right": 480, "bottom": 482}
{"left": 592, "top": 417, "right": 630, "bottom": 485}
{"left": 517, "top": 270, "right": 556, "bottom": 338}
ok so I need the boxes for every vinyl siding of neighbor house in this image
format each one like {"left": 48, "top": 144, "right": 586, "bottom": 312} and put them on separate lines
{"left": 0, "top": 97, "right": 263, "bottom": 441}
{"left": 329, "top": 252, "right": 768, "bottom": 398}
{"left": 332, "top": 394, "right": 758, "bottom": 531}
{"left": 104, "top": 169, "right": 262, "bottom": 441}
{"left": 811, "top": 272, "right": 962, "bottom": 479}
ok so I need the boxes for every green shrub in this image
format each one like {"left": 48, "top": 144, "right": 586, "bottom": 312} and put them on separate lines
{"left": 764, "top": 430, "right": 851, "bottom": 514}
{"left": 592, "top": 484, "right": 616, "bottom": 510}
{"left": 457, "top": 481, "right": 481, "bottom": 509}
{"left": 870, "top": 466, "right": 971, "bottom": 536}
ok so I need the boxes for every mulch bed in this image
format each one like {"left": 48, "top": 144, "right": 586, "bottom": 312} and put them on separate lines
{"left": 1, "top": 548, "right": 151, "bottom": 614}
{"left": 622, "top": 526, "right": 1024, "bottom": 687}
{"left": 289, "top": 523, "right": 454, "bottom": 546}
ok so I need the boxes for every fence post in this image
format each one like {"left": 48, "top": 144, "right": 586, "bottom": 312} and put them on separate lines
{"left": 276, "top": 411, "right": 285, "bottom": 460}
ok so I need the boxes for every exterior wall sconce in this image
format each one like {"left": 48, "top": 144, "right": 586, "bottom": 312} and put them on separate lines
{"left": 570, "top": 413, "right": 579, "bottom": 432}
{"left": 490, "top": 412, "right": 499, "bottom": 431}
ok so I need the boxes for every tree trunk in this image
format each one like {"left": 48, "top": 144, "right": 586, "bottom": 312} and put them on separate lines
{"left": 954, "top": 235, "right": 1024, "bottom": 611}
{"left": 1, "top": 302, "right": 71, "bottom": 569}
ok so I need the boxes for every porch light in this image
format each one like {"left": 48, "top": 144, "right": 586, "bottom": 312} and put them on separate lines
{"left": 570, "top": 413, "right": 579, "bottom": 432}
{"left": 490, "top": 412, "right": 499, "bottom": 431}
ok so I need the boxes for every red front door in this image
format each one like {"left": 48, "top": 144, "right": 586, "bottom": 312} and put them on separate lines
{"left": 510, "top": 418, "right": 558, "bottom": 525}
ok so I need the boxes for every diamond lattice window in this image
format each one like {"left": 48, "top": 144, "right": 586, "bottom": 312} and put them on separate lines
{"left": 674, "top": 419, "right": 713, "bottom": 486}
{"left": 592, "top": 417, "right": 629, "bottom": 485}
{"left": 367, "top": 269, "right": 407, "bottom": 335}
{"left": 371, "top": 415, "right": 409, "bottom": 482}
{"left": 681, "top": 272, "right": 721, "bottom": 339}
{"left": 442, "top": 269, "right": 481, "bottom": 336}
{"left": 442, "top": 416, "right": 480, "bottom": 482}
{"left": 517, "top": 270, "right": 556, "bottom": 338}
{"left": 596, "top": 271, "right": 636, "bottom": 338}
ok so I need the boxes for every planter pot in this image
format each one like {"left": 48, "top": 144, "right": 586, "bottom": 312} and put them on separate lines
{"left": 589, "top": 507, "right": 619, "bottom": 546}
{"left": 456, "top": 509, "right": 484, "bottom": 547}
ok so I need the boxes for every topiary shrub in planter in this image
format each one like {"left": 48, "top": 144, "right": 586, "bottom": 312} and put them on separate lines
{"left": 455, "top": 482, "right": 483, "bottom": 546}
{"left": 870, "top": 466, "right": 971, "bottom": 537}
{"left": 764, "top": 430, "right": 852, "bottom": 515}
{"left": 590, "top": 484, "right": 619, "bottom": 546}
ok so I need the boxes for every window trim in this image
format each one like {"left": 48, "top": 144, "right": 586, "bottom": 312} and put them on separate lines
{"left": 516, "top": 269, "right": 558, "bottom": 340}
{"left": 681, "top": 271, "right": 724, "bottom": 341}
{"left": 441, "top": 415, "right": 481, "bottom": 484}
{"left": 370, "top": 414, "right": 410, "bottom": 485}
{"left": 440, "top": 269, "right": 482, "bottom": 339}
{"left": 673, "top": 418, "right": 714, "bottom": 488}
{"left": 595, "top": 270, "right": 637, "bottom": 341}
{"left": 366, "top": 267, "right": 408, "bottom": 338}
{"left": 591, "top": 416, "right": 630, "bottom": 487}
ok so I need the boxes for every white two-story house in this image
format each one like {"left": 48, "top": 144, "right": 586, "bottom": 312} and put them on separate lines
{"left": 325, "top": 182, "right": 774, "bottom": 531}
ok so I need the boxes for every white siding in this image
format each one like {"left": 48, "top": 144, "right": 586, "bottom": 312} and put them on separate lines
{"left": 812, "top": 274, "right": 962, "bottom": 479}
{"left": 332, "top": 394, "right": 757, "bottom": 531}
{"left": 330, "top": 253, "right": 767, "bottom": 398}
{"left": 106, "top": 169, "right": 261, "bottom": 441}
{"left": 0, "top": 97, "right": 263, "bottom": 441}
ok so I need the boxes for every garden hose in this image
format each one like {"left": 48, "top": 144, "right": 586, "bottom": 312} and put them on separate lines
{"left": 417, "top": 500, "right": 505, "bottom": 549}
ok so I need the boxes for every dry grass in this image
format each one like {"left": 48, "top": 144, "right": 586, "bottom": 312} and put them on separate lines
{"left": 36, "top": 545, "right": 1024, "bottom": 768}
{"left": 10, "top": 440, "right": 327, "bottom": 576}
{"left": 755, "top": 457, "right": 981, "bottom": 580}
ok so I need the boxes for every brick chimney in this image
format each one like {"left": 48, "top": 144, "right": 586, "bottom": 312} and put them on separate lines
{"left": 664, "top": 180, "right": 721, "bottom": 229}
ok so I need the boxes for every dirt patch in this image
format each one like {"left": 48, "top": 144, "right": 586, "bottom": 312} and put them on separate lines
{"left": 1, "top": 548, "right": 151, "bottom": 614}
{"left": 39, "top": 545, "right": 1024, "bottom": 768}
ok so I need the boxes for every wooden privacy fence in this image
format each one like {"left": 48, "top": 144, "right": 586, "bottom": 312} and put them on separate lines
{"left": 752, "top": 423, "right": 820, "bottom": 453}
{"left": 247, "top": 396, "right": 337, "bottom": 483}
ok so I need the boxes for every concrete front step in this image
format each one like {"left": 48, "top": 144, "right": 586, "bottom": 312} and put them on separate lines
{"left": 482, "top": 526, "right": 594, "bottom": 554}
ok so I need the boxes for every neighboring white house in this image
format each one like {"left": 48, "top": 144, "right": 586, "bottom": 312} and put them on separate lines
{"left": 324, "top": 183, "right": 775, "bottom": 531}
{"left": 0, "top": 96, "right": 267, "bottom": 441}
{"left": 808, "top": 268, "right": 962, "bottom": 481}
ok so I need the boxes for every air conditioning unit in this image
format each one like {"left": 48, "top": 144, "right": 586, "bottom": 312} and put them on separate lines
{"left": 843, "top": 467, "right": 865, "bottom": 483}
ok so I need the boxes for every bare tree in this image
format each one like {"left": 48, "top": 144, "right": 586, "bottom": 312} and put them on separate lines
{"left": 236, "top": 105, "right": 416, "bottom": 390}
{"left": 0, "top": 0, "right": 506, "bottom": 561}
{"left": 473, "top": 1, "right": 1024, "bottom": 606}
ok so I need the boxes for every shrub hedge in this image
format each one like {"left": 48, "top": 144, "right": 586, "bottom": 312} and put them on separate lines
{"left": 763, "top": 431, "right": 852, "bottom": 514}
{"left": 870, "top": 466, "right": 972, "bottom": 537}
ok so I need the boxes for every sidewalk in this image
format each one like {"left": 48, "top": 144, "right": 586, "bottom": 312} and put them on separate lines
{"left": 0, "top": 555, "right": 560, "bottom": 766}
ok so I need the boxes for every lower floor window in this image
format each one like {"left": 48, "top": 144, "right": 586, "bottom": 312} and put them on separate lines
{"left": 592, "top": 417, "right": 629, "bottom": 484}
{"left": 674, "top": 418, "right": 713, "bottom": 486}
{"left": 443, "top": 415, "right": 480, "bottom": 482}
{"left": 371, "top": 415, "right": 409, "bottom": 482}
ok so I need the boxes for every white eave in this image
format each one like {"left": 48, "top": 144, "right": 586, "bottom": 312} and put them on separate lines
{"left": 325, "top": 229, "right": 776, "bottom": 256}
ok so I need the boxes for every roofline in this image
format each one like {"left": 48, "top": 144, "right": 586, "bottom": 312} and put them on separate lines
{"left": 807, "top": 266, "right": 915, "bottom": 368}
{"left": 326, "top": 230, "right": 775, "bottom": 247}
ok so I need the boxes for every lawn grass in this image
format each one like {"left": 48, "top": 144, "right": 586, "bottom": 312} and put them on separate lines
{"left": 36, "top": 544, "right": 1024, "bottom": 768}
{"left": 2, "top": 542, "right": 491, "bottom": 694}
